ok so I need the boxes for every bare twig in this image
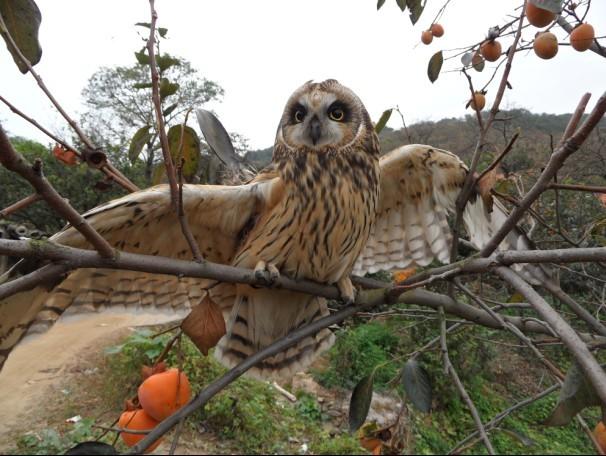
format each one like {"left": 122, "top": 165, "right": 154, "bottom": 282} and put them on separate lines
{"left": 496, "top": 266, "right": 606, "bottom": 404}
{"left": 169, "top": 418, "right": 185, "bottom": 455}
{"left": 475, "top": 132, "right": 519, "bottom": 183}
{"left": 450, "top": 383, "right": 560, "bottom": 454}
{"left": 548, "top": 183, "right": 606, "bottom": 194}
{"left": 480, "top": 92, "right": 606, "bottom": 257}
{"left": 438, "top": 305, "right": 495, "bottom": 454}
{"left": 0, "top": 125, "right": 115, "bottom": 257}
{"left": 0, "top": 194, "right": 42, "bottom": 219}
{"left": 146, "top": 2, "right": 203, "bottom": 262}
{"left": 450, "top": 4, "right": 527, "bottom": 263}
{"left": 0, "top": 16, "right": 139, "bottom": 193}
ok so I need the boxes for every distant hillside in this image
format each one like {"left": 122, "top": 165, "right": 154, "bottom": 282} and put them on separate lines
{"left": 244, "top": 109, "right": 605, "bottom": 180}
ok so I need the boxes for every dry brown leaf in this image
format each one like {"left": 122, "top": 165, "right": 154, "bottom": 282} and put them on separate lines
{"left": 52, "top": 144, "right": 78, "bottom": 166}
{"left": 181, "top": 295, "right": 226, "bottom": 355}
{"left": 477, "top": 168, "right": 498, "bottom": 213}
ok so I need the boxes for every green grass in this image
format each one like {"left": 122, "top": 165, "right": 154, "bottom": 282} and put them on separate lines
{"left": 9, "top": 317, "right": 600, "bottom": 455}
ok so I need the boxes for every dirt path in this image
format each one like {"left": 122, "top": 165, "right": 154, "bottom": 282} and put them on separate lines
{"left": 0, "top": 311, "right": 182, "bottom": 441}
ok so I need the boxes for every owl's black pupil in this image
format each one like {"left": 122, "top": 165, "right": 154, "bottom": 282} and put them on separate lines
{"left": 331, "top": 109, "right": 343, "bottom": 120}
{"left": 295, "top": 110, "right": 304, "bottom": 122}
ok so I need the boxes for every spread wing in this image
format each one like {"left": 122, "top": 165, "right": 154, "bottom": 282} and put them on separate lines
{"left": 0, "top": 177, "right": 281, "bottom": 371}
{"left": 354, "top": 144, "right": 553, "bottom": 284}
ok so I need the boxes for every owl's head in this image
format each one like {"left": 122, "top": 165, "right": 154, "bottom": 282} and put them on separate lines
{"left": 276, "top": 79, "right": 375, "bottom": 152}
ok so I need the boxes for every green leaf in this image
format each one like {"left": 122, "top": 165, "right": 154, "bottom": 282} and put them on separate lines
{"left": 134, "top": 49, "right": 150, "bottom": 66}
{"left": 402, "top": 359, "right": 432, "bottom": 412}
{"left": 0, "top": 0, "right": 42, "bottom": 73}
{"left": 151, "top": 163, "right": 166, "bottom": 185}
{"left": 128, "top": 126, "right": 152, "bottom": 164}
{"left": 157, "top": 53, "right": 181, "bottom": 72}
{"left": 349, "top": 374, "right": 374, "bottom": 432}
{"left": 160, "top": 78, "right": 179, "bottom": 100}
{"left": 132, "top": 82, "right": 153, "bottom": 90}
{"left": 528, "top": 0, "right": 563, "bottom": 13}
{"left": 374, "top": 109, "right": 393, "bottom": 134}
{"left": 167, "top": 125, "right": 201, "bottom": 181}
{"left": 158, "top": 27, "right": 168, "bottom": 38}
{"left": 395, "top": 0, "right": 406, "bottom": 12}
{"left": 104, "top": 344, "right": 124, "bottom": 355}
{"left": 544, "top": 362, "right": 601, "bottom": 426}
{"left": 407, "top": 0, "right": 424, "bottom": 25}
{"left": 162, "top": 102, "right": 179, "bottom": 117}
{"left": 427, "top": 51, "right": 443, "bottom": 83}
{"left": 135, "top": 22, "right": 151, "bottom": 29}
{"left": 377, "top": 0, "right": 386, "bottom": 9}
{"left": 507, "top": 292, "right": 525, "bottom": 303}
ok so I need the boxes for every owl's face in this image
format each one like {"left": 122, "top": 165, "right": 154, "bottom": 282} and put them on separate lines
{"left": 276, "top": 79, "right": 372, "bottom": 151}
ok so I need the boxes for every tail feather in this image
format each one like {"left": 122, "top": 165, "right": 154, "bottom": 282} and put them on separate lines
{"left": 214, "top": 287, "right": 335, "bottom": 380}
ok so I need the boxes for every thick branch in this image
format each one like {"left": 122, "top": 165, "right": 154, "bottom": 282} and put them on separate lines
{"left": 0, "top": 125, "right": 115, "bottom": 258}
{"left": 2, "top": 238, "right": 605, "bottom": 344}
{"left": 496, "top": 266, "right": 606, "bottom": 405}
{"left": 480, "top": 92, "right": 606, "bottom": 257}
{"left": 0, "top": 263, "right": 71, "bottom": 299}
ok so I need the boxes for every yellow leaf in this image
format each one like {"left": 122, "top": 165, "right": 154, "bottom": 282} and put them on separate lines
{"left": 392, "top": 267, "right": 417, "bottom": 283}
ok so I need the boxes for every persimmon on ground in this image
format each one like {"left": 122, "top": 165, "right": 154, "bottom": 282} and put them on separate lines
{"left": 118, "top": 409, "right": 163, "bottom": 453}
{"left": 570, "top": 23, "right": 595, "bottom": 52}
{"left": 525, "top": 2, "right": 555, "bottom": 28}
{"left": 138, "top": 368, "right": 192, "bottom": 421}
{"left": 533, "top": 32, "right": 559, "bottom": 59}
{"left": 480, "top": 40, "right": 502, "bottom": 62}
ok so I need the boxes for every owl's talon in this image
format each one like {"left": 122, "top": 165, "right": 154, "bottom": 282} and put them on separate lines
{"left": 253, "top": 261, "right": 281, "bottom": 286}
{"left": 337, "top": 276, "right": 356, "bottom": 305}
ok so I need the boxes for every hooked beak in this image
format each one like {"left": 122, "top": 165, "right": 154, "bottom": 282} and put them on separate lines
{"left": 309, "top": 116, "right": 322, "bottom": 145}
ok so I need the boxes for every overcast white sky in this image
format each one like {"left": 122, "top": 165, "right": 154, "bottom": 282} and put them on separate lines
{"left": 1, "top": 0, "right": 604, "bottom": 150}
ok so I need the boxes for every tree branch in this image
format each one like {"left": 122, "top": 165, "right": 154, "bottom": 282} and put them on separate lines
{"left": 0, "top": 16, "right": 139, "bottom": 193}
{"left": 480, "top": 91, "right": 605, "bottom": 257}
{"left": 0, "top": 125, "right": 115, "bottom": 258}
{"left": 146, "top": 0, "right": 203, "bottom": 262}
{"left": 496, "top": 266, "right": 606, "bottom": 405}
{"left": 0, "top": 194, "right": 42, "bottom": 219}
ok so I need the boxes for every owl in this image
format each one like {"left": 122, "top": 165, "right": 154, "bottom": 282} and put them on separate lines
{"left": 0, "top": 80, "right": 549, "bottom": 379}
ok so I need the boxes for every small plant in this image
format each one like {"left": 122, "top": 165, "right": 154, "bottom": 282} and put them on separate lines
{"left": 314, "top": 321, "right": 400, "bottom": 390}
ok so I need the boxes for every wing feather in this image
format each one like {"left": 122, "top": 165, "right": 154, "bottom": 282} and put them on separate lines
{"left": 0, "top": 179, "right": 280, "bottom": 370}
{"left": 354, "top": 144, "right": 553, "bottom": 285}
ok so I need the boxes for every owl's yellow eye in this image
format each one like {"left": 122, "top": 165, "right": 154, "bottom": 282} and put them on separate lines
{"left": 328, "top": 107, "right": 345, "bottom": 122}
{"left": 294, "top": 110, "right": 305, "bottom": 123}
